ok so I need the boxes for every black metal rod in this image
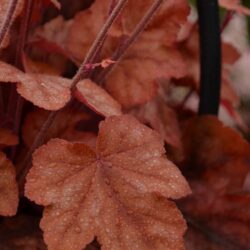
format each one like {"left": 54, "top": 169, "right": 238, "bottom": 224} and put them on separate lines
{"left": 197, "top": 0, "right": 221, "bottom": 115}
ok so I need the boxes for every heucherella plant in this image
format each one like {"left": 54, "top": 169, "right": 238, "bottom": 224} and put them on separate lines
{"left": 0, "top": 0, "right": 250, "bottom": 249}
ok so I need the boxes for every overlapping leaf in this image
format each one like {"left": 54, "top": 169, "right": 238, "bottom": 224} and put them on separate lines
{"left": 108, "top": 0, "right": 190, "bottom": 46}
{"left": 1, "top": 0, "right": 249, "bottom": 249}
{"left": 0, "top": 128, "right": 18, "bottom": 148}
{"left": 176, "top": 25, "right": 240, "bottom": 107}
{"left": 182, "top": 115, "right": 250, "bottom": 192}
{"left": 105, "top": 43, "right": 187, "bottom": 108}
{"left": 179, "top": 115, "right": 250, "bottom": 249}
{"left": 0, "top": 61, "right": 71, "bottom": 110}
{"left": 25, "top": 115, "right": 190, "bottom": 250}
{"left": 183, "top": 183, "right": 250, "bottom": 250}
{"left": 64, "top": 0, "right": 189, "bottom": 108}
{"left": 104, "top": 0, "right": 189, "bottom": 108}
{"left": 65, "top": 0, "right": 109, "bottom": 62}
{"left": 75, "top": 79, "right": 122, "bottom": 117}
{"left": 31, "top": 16, "right": 73, "bottom": 60}
{"left": 22, "top": 53, "right": 65, "bottom": 76}
{"left": 131, "top": 96, "right": 182, "bottom": 149}
{"left": 185, "top": 213, "right": 249, "bottom": 250}
{"left": 22, "top": 108, "right": 97, "bottom": 149}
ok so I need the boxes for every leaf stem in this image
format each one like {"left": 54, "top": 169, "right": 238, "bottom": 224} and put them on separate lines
{"left": 0, "top": 0, "right": 19, "bottom": 47}
{"left": 180, "top": 89, "right": 194, "bottom": 108}
{"left": 95, "top": 0, "right": 164, "bottom": 83}
{"left": 71, "top": 0, "right": 128, "bottom": 89}
{"left": 197, "top": 0, "right": 221, "bottom": 116}
{"left": 0, "top": 86, "right": 4, "bottom": 118}
{"left": 10, "top": 0, "right": 34, "bottom": 161}
{"left": 108, "top": 0, "right": 118, "bottom": 15}
{"left": 13, "top": 0, "right": 34, "bottom": 135}
{"left": 85, "top": 0, "right": 122, "bottom": 79}
{"left": 17, "top": 111, "right": 59, "bottom": 188}
{"left": 3, "top": 0, "right": 20, "bottom": 125}
{"left": 15, "top": 0, "right": 33, "bottom": 67}
{"left": 17, "top": 0, "right": 128, "bottom": 191}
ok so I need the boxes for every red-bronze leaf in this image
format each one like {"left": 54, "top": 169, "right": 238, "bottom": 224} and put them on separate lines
{"left": 0, "top": 61, "right": 71, "bottom": 110}
{"left": 75, "top": 79, "right": 122, "bottom": 117}
{"left": 25, "top": 115, "right": 190, "bottom": 250}
{"left": 180, "top": 115, "right": 250, "bottom": 249}
{"left": 0, "top": 128, "right": 18, "bottom": 148}
{"left": 0, "top": 152, "right": 18, "bottom": 216}
{"left": 182, "top": 115, "right": 250, "bottom": 193}
{"left": 131, "top": 97, "right": 182, "bottom": 149}
{"left": 22, "top": 108, "right": 97, "bottom": 149}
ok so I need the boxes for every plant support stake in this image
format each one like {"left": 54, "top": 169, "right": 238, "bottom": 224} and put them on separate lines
{"left": 197, "top": 0, "right": 221, "bottom": 115}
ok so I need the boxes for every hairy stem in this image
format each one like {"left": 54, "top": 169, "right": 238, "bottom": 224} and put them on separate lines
{"left": 108, "top": 0, "right": 118, "bottom": 15}
{"left": 17, "top": 0, "right": 128, "bottom": 191}
{"left": 13, "top": 0, "right": 34, "bottom": 135}
{"left": 71, "top": 0, "right": 128, "bottom": 88}
{"left": 0, "top": 0, "right": 18, "bottom": 123}
{"left": 15, "top": 0, "right": 33, "bottom": 67}
{"left": 85, "top": 0, "right": 122, "bottom": 79}
{"left": 3, "top": 0, "right": 20, "bottom": 124}
{"left": 10, "top": 0, "right": 34, "bottom": 161}
{"left": 17, "top": 111, "right": 59, "bottom": 188}
{"left": 96, "top": 0, "right": 164, "bottom": 83}
{"left": 0, "top": 0, "right": 19, "bottom": 47}
{"left": 197, "top": 0, "right": 221, "bottom": 115}
{"left": 0, "top": 86, "right": 4, "bottom": 118}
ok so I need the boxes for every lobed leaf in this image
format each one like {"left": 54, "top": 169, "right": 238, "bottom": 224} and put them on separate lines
{"left": 25, "top": 115, "right": 190, "bottom": 250}
{"left": 64, "top": 0, "right": 188, "bottom": 108}
{"left": 105, "top": 45, "right": 187, "bottom": 108}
